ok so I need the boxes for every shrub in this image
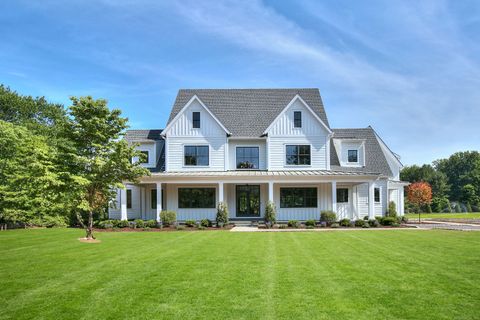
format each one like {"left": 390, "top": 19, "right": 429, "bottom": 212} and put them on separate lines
{"left": 400, "top": 216, "right": 408, "bottom": 223}
{"left": 216, "top": 202, "right": 229, "bottom": 227}
{"left": 185, "top": 220, "right": 196, "bottom": 227}
{"left": 197, "top": 225, "right": 206, "bottom": 230}
{"left": 331, "top": 223, "right": 340, "bottom": 228}
{"left": 391, "top": 222, "right": 400, "bottom": 227}
{"left": 264, "top": 201, "right": 276, "bottom": 226}
{"left": 305, "top": 220, "right": 316, "bottom": 227}
{"left": 379, "top": 216, "right": 396, "bottom": 226}
{"left": 98, "top": 220, "right": 114, "bottom": 229}
{"left": 116, "top": 220, "right": 129, "bottom": 228}
{"left": 454, "top": 203, "right": 462, "bottom": 213}
{"left": 368, "top": 219, "right": 379, "bottom": 227}
{"left": 362, "top": 223, "right": 370, "bottom": 228}
{"left": 363, "top": 216, "right": 369, "bottom": 221}
{"left": 320, "top": 211, "right": 336, "bottom": 225}
{"left": 387, "top": 201, "right": 397, "bottom": 217}
{"left": 466, "top": 202, "right": 473, "bottom": 213}
{"left": 176, "top": 225, "right": 185, "bottom": 230}
{"left": 339, "top": 218, "right": 350, "bottom": 227}
{"left": 354, "top": 219, "right": 365, "bottom": 227}
{"left": 306, "top": 225, "right": 315, "bottom": 229}
{"left": 288, "top": 220, "right": 299, "bottom": 228}
{"left": 134, "top": 219, "right": 145, "bottom": 229}
{"left": 145, "top": 220, "right": 159, "bottom": 228}
{"left": 278, "top": 224, "right": 288, "bottom": 229}
{"left": 319, "top": 221, "right": 327, "bottom": 228}
{"left": 201, "top": 219, "right": 212, "bottom": 228}
{"left": 128, "top": 221, "right": 137, "bottom": 229}
{"left": 160, "top": 210, "right": 176, "bottom": 227}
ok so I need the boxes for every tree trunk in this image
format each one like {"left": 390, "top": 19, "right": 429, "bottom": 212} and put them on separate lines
{"left": 86, "top": 210, "right": 95, "bottom": 240}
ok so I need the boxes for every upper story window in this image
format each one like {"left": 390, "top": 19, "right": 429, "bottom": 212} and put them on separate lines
{"left": 348, "top": 149, "right": 358, "bottom": 163}
{"left": 184, "top": 145, "right": 209, "bottom": 166}
{"left": 336, "top": 188, "right": 348, "bottom": 203}
{"left": 192, "top": 112, "right": 201, "bottom": 128}
{"left": 236, "top": 147, "right": 259, "bottom": 169}
{"left": 139, "top": 151, "right": 149, "bottom": 164}
{"left": 294, "top": 111, "right": 302, "bottom": 128}
{"left": 286, "top": 145, "right": 311, "bottom": 165}
{"left": 126, "top": 189, "right": 132, "bottom": 209}
{"left": 374, "top": 187, "right": 381, "bottom": 203}
{"left": 280, "top": 187, "right": 317, "bottom": 208}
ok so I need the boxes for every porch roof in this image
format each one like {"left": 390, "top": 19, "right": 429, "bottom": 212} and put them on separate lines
{"left": 149, "top": 170, "right": 381, "bottom": 177}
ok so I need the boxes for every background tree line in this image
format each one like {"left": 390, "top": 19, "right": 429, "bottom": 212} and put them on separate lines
{"left": 401, "top": 151, "right": 480, "bottom": 213}
{"left": 0, "top": 85, "right": 147, "bottom": 235}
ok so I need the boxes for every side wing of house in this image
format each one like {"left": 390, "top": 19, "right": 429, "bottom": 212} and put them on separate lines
{"left": 162, "top": 96, "right": 229, "bottom": 172}
{"left": 265, "top": 95, "right": 332, "bottom": 170}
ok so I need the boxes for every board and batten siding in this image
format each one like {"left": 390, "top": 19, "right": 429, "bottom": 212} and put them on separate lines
{"left": 266, "top": 98, "right": 329, "bottom": 170}
{"left": 163, "top": 98, "right": 228, "bottom": 172}
{"left": 228, "top": 139, "right": 267, "bottom": 170}
{"left": 354, "top": 180, "right": 388, "bottom": 218}
{"left": 274, "top": 183, "right": 332, "bottom": 221}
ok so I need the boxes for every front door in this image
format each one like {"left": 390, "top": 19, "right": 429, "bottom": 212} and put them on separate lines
{"left": 236, "top": 185, "right": 260, "bottom": 217}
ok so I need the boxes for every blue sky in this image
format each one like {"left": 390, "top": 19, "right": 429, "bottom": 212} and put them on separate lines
{"left": 1, "top": 0, "right": 479, "bottom": 165}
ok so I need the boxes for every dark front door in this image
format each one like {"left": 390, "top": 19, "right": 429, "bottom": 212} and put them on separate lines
{"left": 236, "top": 185, "right": 260, "bottom": 217}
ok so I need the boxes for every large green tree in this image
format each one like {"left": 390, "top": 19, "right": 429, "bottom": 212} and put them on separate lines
{"left": 0, "top": 121, "right": 66, "bottom": 225}
{"left": 400, "top": 164, "right": 449, "bottom": 197}
{"left": 434, "top": 151, "right": 480, "bottom": 203}
{"left": 64, "top": 96, "right": 149, "bottom": 239}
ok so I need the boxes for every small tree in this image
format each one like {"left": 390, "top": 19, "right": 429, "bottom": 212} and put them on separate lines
{"left": 65, "top": 97, "right": 149, "bottom": 239}
{"left": 216, "top": 202, "right": 229, "bottom": 227}
{"left": 264, "top": 201, "right": 276, "bottom": 227}
{"left": 466, "top": 203, "right": 473, "bottom": 213}
{"left": 407, "top": 182, "right": 432, "bottom": 222}
{"left": 387, "top": 201, "right": 397, "bottom": 217}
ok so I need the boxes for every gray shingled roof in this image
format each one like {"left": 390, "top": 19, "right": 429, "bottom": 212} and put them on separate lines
{"left": 330, "top": 127, "right": 392, "bottom": 176}
{"left": 167, "top": 89, "right": 330, "bottom": 137}
{"left": 125, "top": 129, "right": 163, "bottom": 141}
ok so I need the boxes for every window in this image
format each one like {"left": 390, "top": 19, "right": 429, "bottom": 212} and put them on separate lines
{"left": 140, "top": 151, "right": 149, "bottom": 164}
{"left": 294, "top": 111, "right": 302, "bottom": 128}
{"left": 348, "top": 150, "right": 358, "bottom": 163}
{"left": 192, "top": 112, "right": 200, "bottom": 128}
{"left": 236, "top": 147, "right": 259, "bottom": 169}
{"left": 178, "top": 188, "right": 216, "bottom": 208}
{"left": 280, "top": 188, "right": 317, "bottom": 208}
{"left": 184, "top": 146, "right": 209, "bottom": 166}
{"left": 374, "top": 187, "right": 381, "bottom": 203}
{"left": 126, "top": 189, "right": 132, "bottom": 209}
{"left": 286, "top": 145, "right": 311, "bottom": 165}
{"left": 151, "top": 189, "right": 157, "bottom": 209}
{"left": 336, "top": 188, "right": 348, "bottom": 203}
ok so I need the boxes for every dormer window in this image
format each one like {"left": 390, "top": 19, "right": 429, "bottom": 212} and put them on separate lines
{"left": 139, "top": 151, "right": 149, "bottom": 164}
{"left": 192, "top": 112, "right": 200, "bottom": 128}
{"left": 294, "top": 111, "right": 302, "bottom": 128}
{"left": 348, "top": 150, "right": 358, "bottom": 163}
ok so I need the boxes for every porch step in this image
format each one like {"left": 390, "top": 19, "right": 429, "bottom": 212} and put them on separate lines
{"left": 231, "top": 219, "right": 262, "bottom": 227}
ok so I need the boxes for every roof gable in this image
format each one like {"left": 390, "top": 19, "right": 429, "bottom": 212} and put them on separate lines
{"left": 166, "top": 89, "right": 330, "bottom": 137}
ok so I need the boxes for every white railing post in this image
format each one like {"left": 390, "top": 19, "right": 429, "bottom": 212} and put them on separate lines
{"left": 156, "top": 182, "right": 162, "bottom": 222}
{"left": 331, "top": 181, "right": 337, "bottom": 213}
{"left": 268, "top": 181, "right": 274, "bottom": 203}
{"left": 369, "top": 182, "right": 375, "bottom": 219}
{"left": 120, "top": 187, "right": 127, "bottom": 220}
{"left": 218, "top": 182, "right": 224, "bottom": 203}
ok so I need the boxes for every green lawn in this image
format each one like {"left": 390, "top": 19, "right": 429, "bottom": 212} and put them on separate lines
{"left": 405, "top": 212, "right": 480, "bottom": 219}
{"left": 1, "top": 229, "right": 479, "bottom": 319}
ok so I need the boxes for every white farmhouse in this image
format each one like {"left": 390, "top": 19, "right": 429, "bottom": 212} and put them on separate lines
{"left": 109, "top": 89, "right": 407, "bottom": 222}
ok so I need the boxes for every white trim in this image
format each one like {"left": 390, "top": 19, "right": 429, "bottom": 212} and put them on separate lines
{"left": 161, "top": 95, "right": 231, "bottom": 136}
{"left": 263, "top": 95, "right": 332, "bottom": 135}
{"left": 346, "top": 148, "right": 359, "bottom": 164}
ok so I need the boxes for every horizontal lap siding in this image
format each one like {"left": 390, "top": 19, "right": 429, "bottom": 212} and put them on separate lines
{"left": 228, "top": 140, "right": 267, "bottom": 170}
{"left": 166, "top": 136, "right": 226, "bottom": 171}
{"left": 274, "top": 183, "right": 332, "bottom": 221}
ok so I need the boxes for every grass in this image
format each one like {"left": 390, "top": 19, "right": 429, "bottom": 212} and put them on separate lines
{"left": 405, "top": 212, "right": 480, "bottom": 219}
{"left": 1, "top": 229, "right": 479, "bottom": 319}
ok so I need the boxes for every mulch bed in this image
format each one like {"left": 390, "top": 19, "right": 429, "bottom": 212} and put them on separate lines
{"left": 93, "top": 225, "right": 234, "bottom": 232}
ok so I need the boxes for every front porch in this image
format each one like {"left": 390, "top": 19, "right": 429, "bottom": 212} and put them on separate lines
{"left": 110, "top": 171, "right": 403, "bottom": 222}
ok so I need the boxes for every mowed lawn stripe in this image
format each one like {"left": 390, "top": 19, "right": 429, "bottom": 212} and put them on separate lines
{"left": 0, "top": 229, "right": 479, "bottom": 320}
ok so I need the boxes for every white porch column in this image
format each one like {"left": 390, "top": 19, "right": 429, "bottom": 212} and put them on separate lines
{"left": 368, "top": 181, "right": 375, "bottom": 219}
{"left": 120, "top": 187, "right": 127, "bottom": 220}
{"left": 268, "top": 181, "right": 274, "bottom": 203}
{"left": 156, "top": 182, "right": 162, "bottom": 222}
{"left": 218, "top": 182, "right": 224, "bottom": 203}
{"left": 331, "top": 181, "right": 337, "bottom": 213}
